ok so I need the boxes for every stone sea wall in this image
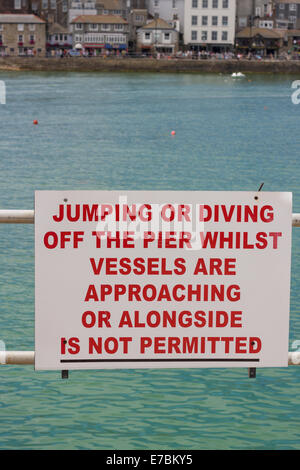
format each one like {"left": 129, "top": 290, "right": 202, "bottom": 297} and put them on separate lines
{"left": 1, "top": 57, "right": 300, "bottom": 74}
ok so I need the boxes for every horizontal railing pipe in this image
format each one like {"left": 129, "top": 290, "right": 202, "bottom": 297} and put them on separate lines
{"left": 288, "top": 351, "right": 300, "bottom": 365}
{"left": 293, "top": 213, "right": 300, "bottom": 227}
{"left": 0, "top": 351, "right": 35, "bottom": 365}
{"left": 0, "top": 351, "right": 299, "bottom": 366}
{"left": 0, "top": 210, "right": 299, "bottom": 226}
{"left": 0, "top": 210, "right": 34, "bottom": 224}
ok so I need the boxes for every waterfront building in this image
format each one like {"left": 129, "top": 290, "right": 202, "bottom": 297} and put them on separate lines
{"left": 0, "top": 0, "right": 32, "bottom": 13}
{"left": 274, "top": 0, "right": 300, "bottom": 29}
{"left": 235, "top": 26, "right": 282, "bottom": 56}
{"left": 130, "top": 0, "right": 147, "bottom": 8}
{"left": 31, "top": 1, "right": 69, "bottom": 28}
{"left": 68, "top": 1, "right": 98, "bottom": 30}
{"left": 71, "top": 14, "right": 128, "bottom": 53}
{"left": 236, "top": 1, "right": 274, "bottom": 32}
{"left": 136, "top": 16, "right": 179, "bottom": 54}
{"left": 146, "top": 0, "right": 185, "bottom": 34}
{"left": 92, "top": 0, "right": 148, "bottom": 51}
{"left": 0, "top": 13, "right": 46, "bottom": 56}
{"left": 184, "top": 0, "right": 236, "bottom": 53}
{"left": 46, "top": 21, "right": 72, "bottom": 51}
{"left": 68, "top": 0, "right": 134, "bottom": 28}
{"left": 96, "top": 0, "right": 128, "bottom": 18}
{"left": 128, "top": 8, "right": 148, "bottom": 50}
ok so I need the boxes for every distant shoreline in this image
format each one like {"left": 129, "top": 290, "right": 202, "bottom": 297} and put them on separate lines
{"left": 1, "top": 57, "right": 300, "bottom": 74}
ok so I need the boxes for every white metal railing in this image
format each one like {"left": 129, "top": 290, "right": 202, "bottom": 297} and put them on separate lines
{"left": 0, "top": 209, "right": 299, "bottom": 366}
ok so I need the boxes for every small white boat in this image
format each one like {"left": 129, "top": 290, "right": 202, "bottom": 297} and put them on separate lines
{"left": 231, "top": 72, "right": 246, "bottom": 78}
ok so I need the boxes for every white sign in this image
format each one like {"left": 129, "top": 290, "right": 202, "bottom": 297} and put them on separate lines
{"left": 35, "top": 191, "right": 292, "bottom": 370}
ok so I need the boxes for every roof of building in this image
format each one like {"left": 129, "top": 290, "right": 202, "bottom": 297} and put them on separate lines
{"left": 0, "top": 14, "right": 45, "bottom": 24}
{"left": 71, "top": 15, "right": 127, "bottom": 24}
{"left": 285, "top": 29, "right": 300, "bottom": 37}
{"left": 141, "top": 18, "right": 174, "bottom": 30}
{"left": 272, "top": 28, "right": 289, "bottom": 38}
{"left": 48, "top": 23, "right": 69, "bottom": 35}
{"left": 236, "top": 27, "right": 281, "bottom": 39}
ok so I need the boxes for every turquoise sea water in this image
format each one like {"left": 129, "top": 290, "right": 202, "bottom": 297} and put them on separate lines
{"left": 0, "top": 71, "right": 299, "bottom": 450}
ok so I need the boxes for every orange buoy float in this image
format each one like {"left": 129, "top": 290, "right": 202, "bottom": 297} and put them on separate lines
{"left": 171, "top": 130, "right": 176, "bottom": 136}
{"left": 33, "top": 119, "right": 38, "bottom": 125}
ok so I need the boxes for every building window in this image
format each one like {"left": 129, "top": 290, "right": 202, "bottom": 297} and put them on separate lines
{"left": 30, "top": 34, "right": 35, "bottom": 42}
{"left": 144, "top": 32, "right": 150, "bottom": 40}
{"left": 164, "top": 32, "right": 170, "bottom": 40}
{"left": 89, "top": 24, "right": 98, "bottom": 30}
{"left": 223, "top": 0, "right": 228, "bottom": 7}
{"left": 101, "top": 24, "right": 110, "bottom": 31}
{"left": 14, "top": 0, "right": 21, "bottom": 9}
{"left": 202, "top": 16, "right": 208, "bottom": 25}
{"left": 191, "top": 30, "right": 197, "bottom": 40}
{"left": 115, "top": 24, "right": 124, "bottom": 30}
{"left": 75, "top": 23, "right": 83, "bottom": 30}
{"left": 290, "top": 4, "right": 297, "bottom": 11}
{"left": 62, "top": 0, "right": 68, "bottom": 12}
{"left": 211, "top": 31, "right": 217, "bottom": 40}
{"left": 0, "top": 34, "right": 2, "bottom": 43}
{"left": 212, "top": 16, "right": 218, "bottom": 25}
{"left": 201, "top": 31, "right": 207, "bottom": 40}
{"left": 0, "top": 25, "right": 3, "bottom": 32}
{"left": 222, "top": 16, "right": 228, "bottom": 26}
{"left": 17, "top": 24, "right": 24, "bottom": 31}
{"left": 154, "top": 0, "right": 159, "bottom": 6}
{"left": 279, "top": 3, "right": 285, "bottom": 9}
{"left": 222, "top": 31, "right": 228, "bottom": 41}
{"left": 192, "top": 0, "right": 198, "bottom": 8}
{"left": 29, "top": 24, "right": 36, "bottom": 31}
{"left": 18, "top": 34, "right": 23, "bottom": 42}
{"left": 172, "top": 0, "right": 176, "bottom": 8}
{"left": 202, "top": 0, "right": 208, "bottom": 7}
{"left": 50, "top": 0, "right": 56, "bottom": 8}
{"left": 42, "top": 0, "right": 48, "bottom": 8}
{"left": 212, "top": 0, "right": 218, "bottom": 8}
{"left": 192, "top": 15, "right": 198, "bottom": 25}
{"left": 289, "top": 16, "right": 297, "bottom": 22}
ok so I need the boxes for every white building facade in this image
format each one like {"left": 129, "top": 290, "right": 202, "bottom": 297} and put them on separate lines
{"left": 184, "top": 0, "right": 236, "bottom": 51}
